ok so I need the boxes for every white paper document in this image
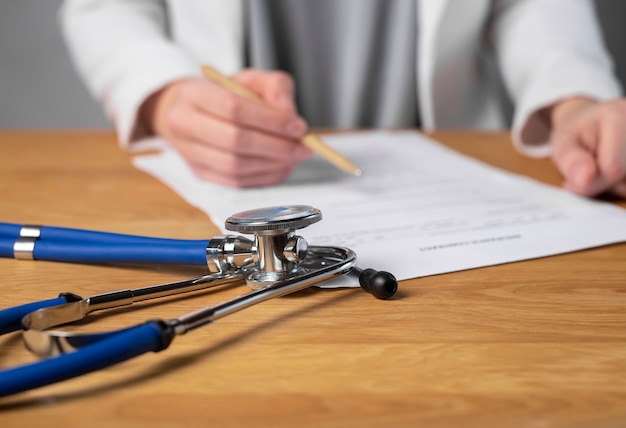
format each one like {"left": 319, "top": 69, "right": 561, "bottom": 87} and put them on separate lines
{"left": 133, "top": 131, "right": 626, "bottom": 284}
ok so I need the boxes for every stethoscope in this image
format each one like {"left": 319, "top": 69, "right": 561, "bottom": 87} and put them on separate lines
{"left": 0, "top": 205, "right": 397, "bottom": 398}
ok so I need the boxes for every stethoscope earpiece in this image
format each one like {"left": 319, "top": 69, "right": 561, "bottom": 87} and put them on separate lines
{"left": 355, "top": 268, "right": 398, "bottom": 300}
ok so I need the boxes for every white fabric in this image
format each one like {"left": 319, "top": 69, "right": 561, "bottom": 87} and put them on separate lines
{"left": 59, "top": 0, "right": 623, "bottom": 157}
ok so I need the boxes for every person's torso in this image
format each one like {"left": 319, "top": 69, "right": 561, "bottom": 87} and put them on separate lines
{"left": 245, "top": 0, "right": 420, "bottom": 128}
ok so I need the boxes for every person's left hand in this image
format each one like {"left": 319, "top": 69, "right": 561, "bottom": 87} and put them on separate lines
{"left": 549, "top": 97, "right": 626, "bottom": 198}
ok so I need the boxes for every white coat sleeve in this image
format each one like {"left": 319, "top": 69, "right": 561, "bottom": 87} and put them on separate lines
{"left": 59, "top": 0, "right": 200, "bottom": 149}
{"left": 491, "top": 0, "right": 623, "bottom": 157}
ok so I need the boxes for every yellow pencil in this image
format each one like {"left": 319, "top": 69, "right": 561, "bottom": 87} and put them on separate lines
{"left": 201, "top": 65, "right": 362, "bottom": 176}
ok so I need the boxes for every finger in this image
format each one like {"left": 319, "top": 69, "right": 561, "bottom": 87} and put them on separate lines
{"left": 189, "top": 160, "right": 294, "bottom": 188}
{"left": 186, "top": 78, "right": 307, "bottom": 139}
{"left": 551, "top": 130, "right": 599, "bottom": 193}
{"left": 170, "top": 138, "right": 295, "bottom": 188}
{"left": 234, "top": 69, "right": 298, "bottom": 112}
{"left": 596, "top": 104, "right": 626, "bottom": 184}
{"left": 172, "top": 136, "right": 297, "bottom": 177}
{"left": 167, "top": 105, "right": 312, "bottom": 162}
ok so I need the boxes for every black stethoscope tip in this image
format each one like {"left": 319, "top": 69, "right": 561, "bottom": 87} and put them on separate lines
{"left": 357, "top": 268, "right": 398, "bottom": 300}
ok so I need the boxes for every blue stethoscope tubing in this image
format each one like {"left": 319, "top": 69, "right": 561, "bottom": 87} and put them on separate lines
{"left": 0, "top": 222, "right": 210, "bottom": 265}
{"left": 0, "top": 321, "right": 171, "bottom": 398}
{"left": 0, "top": 294, "right": 75, "bottom": 335}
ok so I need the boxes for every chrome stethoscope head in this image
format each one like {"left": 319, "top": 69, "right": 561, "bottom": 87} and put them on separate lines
{"left": 205, "top": 205, "right": 397, "bottom": 299}
{"left": 225, "top": 205, "right": 323, "bottom": 288}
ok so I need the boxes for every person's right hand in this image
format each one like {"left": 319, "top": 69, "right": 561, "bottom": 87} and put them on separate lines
{"left": 139, "top": 68, "right": 313, "bottom": 188}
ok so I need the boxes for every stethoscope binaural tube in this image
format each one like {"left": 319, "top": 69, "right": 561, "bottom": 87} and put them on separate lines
{"left": 0, "top": 295, "right": 75, "bottom": 335}
{"left": 0, "top": 267, "right": 398, "bottom": 397}
{"left": 0, "top": 246, "right": 365, "bottom": 398}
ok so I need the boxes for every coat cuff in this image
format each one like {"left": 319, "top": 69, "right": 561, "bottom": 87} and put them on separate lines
{"left": 511, "top": 51, "right": 623, "bottom": 158}
{"left": 103, "top": 47, "right": 201, "bottom": 150}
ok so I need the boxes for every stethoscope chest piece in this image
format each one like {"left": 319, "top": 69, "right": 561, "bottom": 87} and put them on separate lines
{"left": 225, "top": 205, "right": 322, "bottom": 289}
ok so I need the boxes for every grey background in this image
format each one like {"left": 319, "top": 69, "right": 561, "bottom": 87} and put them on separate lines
{"left": 0, "top": 0, "right": 624, "bottom": 129}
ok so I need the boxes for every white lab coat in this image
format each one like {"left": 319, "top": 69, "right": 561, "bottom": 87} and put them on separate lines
{"left": 60, "top": 0, "right": 622, "bottom": 157}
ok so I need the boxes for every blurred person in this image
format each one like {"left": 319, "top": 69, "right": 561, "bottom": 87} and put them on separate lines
{"left": 60, "top": 0, "right": 626, "bottom": 194}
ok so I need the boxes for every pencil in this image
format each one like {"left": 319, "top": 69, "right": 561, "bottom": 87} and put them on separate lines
{"left": 201, "top": 65, "right": 362, "bottom": 176}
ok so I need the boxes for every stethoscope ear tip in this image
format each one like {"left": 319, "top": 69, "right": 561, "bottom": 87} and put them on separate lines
{"left": 357, "top": 268, "right": 398, "bottom": 300}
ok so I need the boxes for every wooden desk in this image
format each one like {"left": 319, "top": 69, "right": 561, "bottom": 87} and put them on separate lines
{"left": 0, "top": 131, "right": 625, "bottom": 427}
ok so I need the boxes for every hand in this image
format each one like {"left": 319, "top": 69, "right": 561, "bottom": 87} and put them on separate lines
{"left": 548, "top": 97, "right": 626, "bottom": 198}
{"left": 139, "top": 68, "right": 313, "bottom": 188}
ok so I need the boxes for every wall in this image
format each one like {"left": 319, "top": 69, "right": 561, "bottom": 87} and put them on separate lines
{"left": 0, "top": 1, "right": 624, "bottom": 129}
{"left": 0, "top": 0, "right": 109, "bottom": 128}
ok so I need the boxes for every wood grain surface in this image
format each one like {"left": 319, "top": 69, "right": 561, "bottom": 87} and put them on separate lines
{"left": 0, "top": 131, "right": 625, "bottom": 427}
